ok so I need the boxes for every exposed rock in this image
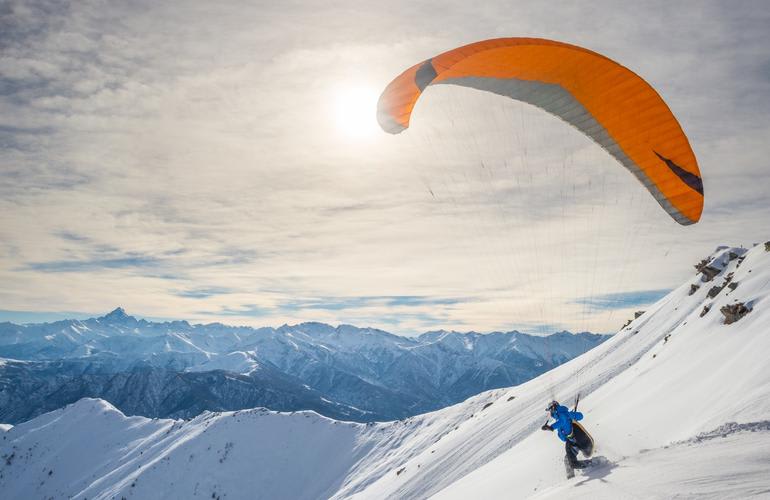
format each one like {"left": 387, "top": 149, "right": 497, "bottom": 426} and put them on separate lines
{"left": 700, "top": 305, "right": 711, "bottom": 317}
{"left": 694, "top": 256, "right": 723, "bottom": 281}
{"left": 689, "top": 284, "right": 700, "bottom": 296}
{"left": 634, "top": 311, "right": 645, "bottom": 319}
{"left": 765, "top": 241, "right": 770, "bottom": 252}
{"left": 700, "top": 266, "right": 721, "bottom": 282}
{"left": 727, "top": 282, "right": 739, "bottom": 291}
{"left": 728, "top": 251, "right": 740, "bottom": 261}
{"left": 720, "top": 303, "right": 751, "bottom": 325}
{"left": 707, "top": 285, "right": 725, "bottom": 298}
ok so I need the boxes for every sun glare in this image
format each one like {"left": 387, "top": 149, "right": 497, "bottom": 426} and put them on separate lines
{"left": 332, "top": 84, "right": 380, "bottom": 139}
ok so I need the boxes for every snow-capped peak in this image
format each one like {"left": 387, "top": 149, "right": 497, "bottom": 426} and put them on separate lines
{"left": 98, "top": 307, "right": 133, "bottom": 323}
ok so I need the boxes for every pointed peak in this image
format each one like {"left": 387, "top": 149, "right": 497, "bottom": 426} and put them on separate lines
{"left": 107, "top": 306, "right": 127, "bottom": 316}
{"left": 99, "top": 307, "right": 133, "bottom": 322}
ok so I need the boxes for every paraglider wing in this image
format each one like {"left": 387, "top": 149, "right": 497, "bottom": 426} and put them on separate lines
{"left": 377, "top": 38, "right": 703, "bottom": 225}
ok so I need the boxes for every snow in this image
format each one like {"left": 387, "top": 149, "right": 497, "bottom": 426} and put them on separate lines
{"left": 427, "top": 245, "right": 770, "bottom": 499}
{"left": 186, "top": 351, "right": 262, "bottom": 374}
{"left": 350, "top": 245, "right": 770, "bottom": 500}
{"left": 0, "top": 399, "right": 376, "bottom": 500}
{"left": 530, "top": 429, "right": 770, "bottom": 499}
{"left": 1, "top": 245, "right": 768, "bottom": 499}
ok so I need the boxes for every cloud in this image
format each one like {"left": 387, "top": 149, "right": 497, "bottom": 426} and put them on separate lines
{"left": 0, "top": 309, "right": 94, "bottom": 324}
{"left": 204, "top": 305, "right": 272, "bottom": 318}
{"left": 174, "top": 287, "right": 235, "bottom": 299}
{"left": 573, "top": 289, "right": 671, "bottom": 313}
{"left": 1, "top": 0, "right": 768, "bottom": 334}
{"left": 24, "top": 254, "right": 161, "bottom": 272}
{"left": 54, "top": 230, "right": 90, "bottom": 242}
{"left": 276, "top": 295, "right": 467, "bottom": 312}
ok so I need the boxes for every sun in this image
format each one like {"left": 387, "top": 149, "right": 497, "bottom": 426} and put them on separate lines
{"left": 332, "top": 84, "right": 380, "bottom": 139}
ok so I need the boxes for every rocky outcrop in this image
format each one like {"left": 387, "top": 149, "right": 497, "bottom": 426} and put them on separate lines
{"left": 694, "top": 257, "right": 722, "bottom": 282}
{"left": 689, "top": 284, "right": 700, "bottom": 296}
{"left": 707, "top": 272, "right": 737, "bottom": 299}
{"left": 707, "top": 285, "right": 725, "bottom": 298}
{"left": 720, "top": 303, "right": 751, "bottom": 325}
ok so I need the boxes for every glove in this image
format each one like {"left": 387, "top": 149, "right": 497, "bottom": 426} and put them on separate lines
{"left": 541, "top": 424, "right": 552, "bottom": 431}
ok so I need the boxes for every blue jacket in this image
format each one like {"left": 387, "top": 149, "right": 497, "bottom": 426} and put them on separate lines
{"left": 548, "top": 405, "right": 583, "bottom": 442}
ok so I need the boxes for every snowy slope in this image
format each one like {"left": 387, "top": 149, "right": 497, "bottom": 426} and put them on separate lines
{"left": 346, "top": 244, "right": 770, "bottom": 499}
{"left": 439, "top": 422, "right": 770, "bottom": 499}
{"left": 0, "top": 399, "right": 377, "bottom": 500}
{"left": 1, "top": 244, "right": 768, "bottom": 499}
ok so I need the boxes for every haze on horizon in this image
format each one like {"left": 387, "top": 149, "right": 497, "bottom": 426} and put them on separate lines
{"left": 1, "top": 0, "right": 769, "bottom": 335}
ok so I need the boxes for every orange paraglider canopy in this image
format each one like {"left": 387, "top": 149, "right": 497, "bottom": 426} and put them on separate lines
{"left": 377, "top": 38, "right": 703, "bottom": 225}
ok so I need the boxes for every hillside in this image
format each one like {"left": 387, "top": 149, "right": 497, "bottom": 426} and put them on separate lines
{"left": 0, "top": 244, "right": 767, "bottom": 499}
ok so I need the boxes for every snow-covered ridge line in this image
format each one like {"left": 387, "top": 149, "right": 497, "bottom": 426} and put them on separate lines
{"left": 0, "top": 311, "right": 607, "bottom": 424}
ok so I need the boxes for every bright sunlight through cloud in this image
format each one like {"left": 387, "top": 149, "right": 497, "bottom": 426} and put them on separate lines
{"left": 332, "top": 84, "right": 380, "bottom": 139}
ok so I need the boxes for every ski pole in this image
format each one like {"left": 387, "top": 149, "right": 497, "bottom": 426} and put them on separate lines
{"left": 573, "top": 393, "right": 580, "bottom": 413}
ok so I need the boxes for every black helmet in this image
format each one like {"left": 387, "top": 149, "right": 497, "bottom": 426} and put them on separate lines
{"left": 546, "top": 400, "right": 559, "bottom": 414}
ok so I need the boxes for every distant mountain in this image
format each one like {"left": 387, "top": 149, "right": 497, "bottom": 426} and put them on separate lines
{"left": 0, "top": 359, "right": 371, "bottom": 424}
{"left": 0, "top": 312, "right": 608, "bottom": 423}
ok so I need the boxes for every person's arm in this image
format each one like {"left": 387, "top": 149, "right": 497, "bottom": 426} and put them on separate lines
{"left": 569, "top": 411, "right": 583, "bottom": 421}
{"left": 549, "top": 419, "right": 568, "bottom": 441}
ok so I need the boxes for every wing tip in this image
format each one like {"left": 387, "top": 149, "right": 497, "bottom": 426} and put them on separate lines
{"left": 376, "top": 109, "right": 408, "bottom": 134}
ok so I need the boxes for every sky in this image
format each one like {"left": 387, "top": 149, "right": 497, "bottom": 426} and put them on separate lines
{"left": 1, "top": 0, "right": 769, "bottom": 335}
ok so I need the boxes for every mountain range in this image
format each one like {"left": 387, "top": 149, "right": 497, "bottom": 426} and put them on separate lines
{"left": 1, "top": 244, "right": 766, "bottom": 499}
{"left": 0, "top": 311, "right": 607, "bottom": 423}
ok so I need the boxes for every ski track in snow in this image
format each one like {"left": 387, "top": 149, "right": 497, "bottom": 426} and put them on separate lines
{"left": 529, "top": 429, "right": 770, "bottom": 499}
{"left": 669, "top": 419, "right": 770, "bottom": 446}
